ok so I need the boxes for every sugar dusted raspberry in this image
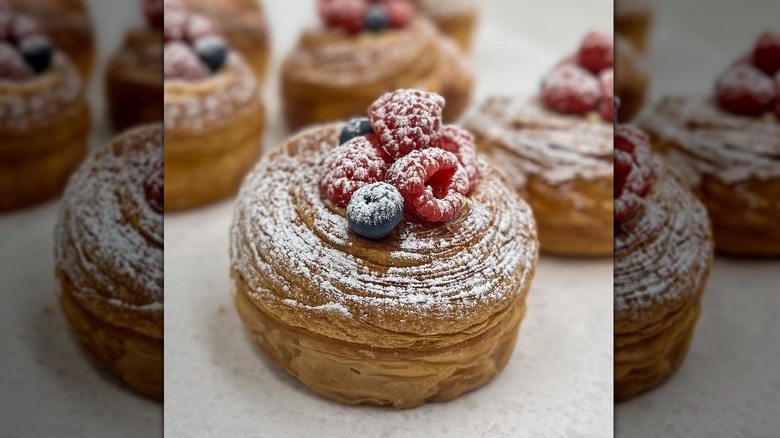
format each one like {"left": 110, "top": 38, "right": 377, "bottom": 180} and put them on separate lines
{"left": 599, "top": 69, "right": 614, "bottom": 122}
{"left": 368, "top": 89, "right": 444, "bottom": 159}
{"left": 318, "top": 0, "right": 368, "bottom": 35}
{"left": 164, "top": 42, "right": 209, "bottom": 81}
{"left": 186, "top": 14, "right": 217, "bottom": 43}
{"left": 752, "top": 31, "right": 780, "bottom": 75}
{"left": 578, "top": 31, "right": 613, "bottom": 74}
{"left": 614, "top": 125, "right": 654, "bottom": 223}
{"left": 320, "top": 134, "right": 388, "bottom": 208}
{"left": 11, "top": 14, "right": 42, "bottom": 43}
{"left": 715, "top": 64, "right": 775, "bottom": 116}
{"left": 163, "top": 0, "right": 188, "bottom": 42}
{"left": 383, "top": 0, "right": 413, "bottom": 29}
{"left": 145, "top": 150, "right": 164, "bottom": 213}
{"left": 0, "top": 41, "right": 34, "bottom": 81}
{"left": 386, "top": 148, "right": 469, "bottom": 222}
{"left": 432, "top": 125, "right": 479, "bottom": 192}
{"left": 541, "top": 64, "right": 601, "bottom": 115}
{"left": 143, "top": 0, "right": 164, "bottom": 29}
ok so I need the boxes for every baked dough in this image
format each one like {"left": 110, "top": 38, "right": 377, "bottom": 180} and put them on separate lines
{"left": 413, "top": 0, "right": 477, "bottom": 52}
{"left": 230, "top": 124, "right": 538, "bottom": 408}
{"left": 615, "top": 0, "right": 653, "bottom": 52}
{"left": 615, "top": 35, "right": 648, "bottom": 122}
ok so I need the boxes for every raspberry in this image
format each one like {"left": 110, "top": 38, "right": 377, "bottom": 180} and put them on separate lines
{"left": 382, "top": 0, "right": 413, "bottom": 28}
{"left": 555, "top": 53, "right": 578, "bottom": 67}
{"left": 614, "top": 125, "right": 654, "bottom": 222}
{"left": 143, "top": 0, "right": 164, "bottom": 29}
{"left": 599, "top": 69, "right": 614, "bottom": 122}
{"left": 318, "top": 0, "right": 368, "bottom": 35}
{"left": 541, "top": 64, "right": 601, "bottom": 115}
{"left": 385, "top": 148, "right": 469, "bottom": 222}
{"left": 320, "top": 134, "right": 388, "bottom": 208}
{"left": 145, "top": 150, "right": 164, "bottom": 213}
{"left": 0, "top": 42, "right": 34, "bottom": 81}
{"left": 431, "top": 125, "right": 479, "bottom": 192}
{"left": 752, "top": 31, "right": 780, "bottom": 75}
{"left": 163, "top": 0, "right": 188, "bottom": 42}
{"left": 578, "top": 31, "right": 613, "bottom": 74}
{"left": 11, "top": 14, "right": 42, "bottom": 44}
{"left": 368, "top": 89, "right": 444, "bottom": 159}
{"left": 715, "top": 64, "right": 775, "bottom": 116}
{"left": 164, "top": 42, "right": 209, "bottom": 81}
{"left": 186, "top": 14, "right": 217, "bottom": 43}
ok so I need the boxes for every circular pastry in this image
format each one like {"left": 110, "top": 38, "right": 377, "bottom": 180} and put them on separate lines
{"left": 413, "top": 0, "right": 477, "bottom": 52}
{"left": 615, "top": 35, "right": 648, "bottom": 122}
{"left": 281, "top": 1, "right": 473, "bottom": 131}
{"left": 105, "top": 0, "right": 163, "bottom": 132}
{"left": 640, "top": 34, "right": 780, "bottom": 255}
{"left": 614, "top": 125, "right": 713, "bottom": 402}
{"left": 0, "top": 17, "right": 90, "bottom": 211}
{"left": 8, "top": 0, "right": 95, "bottom": 80}
{"left": 164, "top": 8, "right": 264, "bottom": 211}
{"left": 464, "top": 33, "right": 614, "bottom": 256}
{"left": 55, "top": 124, "right": 163, "bottom": 400}
{"left": 230, "top": 90, "right": 538, "bottom": 408}
{"left": 615, "top": 0, "right": 653, "bottom": 52}
{"left": 184, "top": 0, "right": 270, "bottom": 80}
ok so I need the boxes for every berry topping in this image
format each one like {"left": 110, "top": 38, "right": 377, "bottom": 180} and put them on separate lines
{"left": 164, "top": 41, "right": 209, "bottom": 81}
{"left": 365, "top": 6, "right": 390, "bottom": 32}
{"left": 186, "top": 14, "right": 217, "bottom": 43}
{"left": 143, "top": 0, "right": 164, "bottom": 29}
{"left": 347, "top": 182, "right": 404, "bottom": 239}
{"left": 145, "top": 151, "right": 164, "bottom": 213}
{"left": 0, "top": 41, "right": 34, "bottom": 80}
{"left": 320, "top": 134, "right": 388, "bottom": 208}
{"left": 385, "top": 148, "right": 469, "bottom": 222}
{"left": 752, "top": 31, "right": 780, "bottom": 75}
{"left": 194, "top": 36, "right": 228, "bottom": 73}
{"left": 340, "top": 117, "right": 375, "bottom": 145}
{"left": 318, "top": 0, "right": 368, "bottom": 35}
{"left": 368, "top": 89, "right": 444, "bottom": 159}
{"left": 19, "top": 36, "right": 52, "bottom": 73}
{"left": 163, "top": 0, "right": 188, "bottom": 43}
{"left": 577, "top": 31, "right": 614, "bottom": 74}
{"left": 715, "top": 64, "right": 775, "bottom": 116}
{"left": 599, "top": 69, "right": 614, "bottom": 122}
{"left": 431, "top": 125, "right": 479, "bottom": 192}
{"left": 10, "top": 14, "right": 42, "bottom": 43}
{"left": 384, "top": 0, "right": 413, "bottom": 28}
{"left": 541, "top": 64, "right": 601, "bottom": 115}
{"left": 614, "top": 125, "right": 654, "bottom": 223}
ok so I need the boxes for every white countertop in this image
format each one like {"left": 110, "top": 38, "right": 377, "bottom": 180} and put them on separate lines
{"left": 164, "top": 1, "right": 614, "bottom": 437}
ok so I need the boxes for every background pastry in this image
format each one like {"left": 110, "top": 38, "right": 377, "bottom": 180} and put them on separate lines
{"left": 55, "top": 124, "right": 164, "bottom": 400}
{"left": 615, "top": 35, "right": 648, "bottom": 121}
{"left": 413, "top": 0, "right": 477, "bottom": 52}
{"left": 615, "top": 0, "right": 653, "bottom": 53}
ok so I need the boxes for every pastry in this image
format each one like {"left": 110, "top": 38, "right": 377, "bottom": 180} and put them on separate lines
{"left": 8, "top": 0, "right": 94, "bottom": 80}
{"left": 281, "top": 0, "right": 473, "bottom": 131}
{"left": 55, "top": 124, "right": 163, "bottom": 400}
{"left": 615, "top": 35, "right": 648, "bottom": 121}
{"left": 230, "top": 90, "right": 538, "bottom": 408}
{"left": 614, "top": 124, "right": 713, "bottom": 402}
{"left": 464, "top": 32, "right": 614, "bottom": 255}
{"left": 0, "top": 8, "right": 89, "bottom": 211}
{"left": 184, "top": 0, "right": 270, "bottom": 80}
{"left": 413, "top": 0, "right": 477, "bottom": 52}
{"left": 639, "top": 32, "right": 780, "bottom": 255}
{"left": 105, "top": 0, "right": 164, "bottom": 132}
{"left": 615, "top": 0, "right": 653, "bottom": 52}
{"left": 164, "top": 3, "right": 264, "bottom": 211}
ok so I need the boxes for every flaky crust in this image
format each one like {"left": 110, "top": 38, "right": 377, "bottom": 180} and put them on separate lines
{"left": 615, "top": 160, "right": 713, "bottom": 402}
{"left": 281, "top": 19, "right": 473, "bottom": 131}
{"left": 615, "top": 36, "right": 648, "bottom": 122}
{"left": 0, "top": 54, "right": 89, "bottom": 211}
{"left": 164, "top": 54, "right": 265, "bottom": 211}
{"left": 640, "top": 97, "right": 780, "bottom": 255}
{"left": 230, "top": 124, "right": 538, "bottom": 408}
{"left": 464, "top": 96, "right": 613, "bottom": 255}
{"left": 413, "top": 0, "right": 477, "bottom": 52}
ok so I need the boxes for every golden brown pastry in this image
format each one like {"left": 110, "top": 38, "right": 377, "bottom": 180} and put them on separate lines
{"left": 614, "top": 124, "right": 713, "bottom": 402}
{"left": 55, "top": 124, "right": 163, "bottom": 400}
{"left": 231, "top": 90, "right": 538, "bottom": 408}
{"left": 413, "top": 0, "right": 477, "bottom": 52}
{"left": 281, "top": 3, "right": 473, "bottom": 131}
{"left": 9, "top": 0, "right": 94, "bottom": 80}
{"left": 615, "top": 35, "right": 648, "bottom": 122}
{"left": 0, "top": 16, "right": 90, "bottom": 211}
{"left": 615, "top": 0, "right": 653, "bottom": 52}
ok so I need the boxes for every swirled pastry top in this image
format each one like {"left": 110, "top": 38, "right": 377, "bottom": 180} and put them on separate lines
{"left": 0, "top": 54, "right": 83, "bottom": 132}
{"left": 282, "top": 18, "right": 468, "bottom": 94}
{"left": 615, "top": 159, "right": 712, "bottom": 329}
{"left": 164, "top": 53, "right": 258, "bottom": 133}
{"left": 463, "top": 95, "right": 613, "bottom": 184}
{"left": 640, "top": 97, "right": 780, "bottom": 184}
{"left": 184, "top": 0, "right": 268, "bottom": 38}
{"left": 230, "top": 124, "right": 538, "bottom": 348}
{"left": 108, "top": 27, "right": 162, "bottom": 87}
{"left": 55, "top": 125, "right": 163, "bottom": 339}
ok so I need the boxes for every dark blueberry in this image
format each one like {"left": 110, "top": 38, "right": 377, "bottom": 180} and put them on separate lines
{"left": 194, "top": 36, "right": 228, "bottom": 73}
{"left": 339, "top": 117, "right": 374, "bottom": 145}
{"left": 20, "top": 37, "right": 53, "bottom": 74}
{"left": 347, "top": 182, "right": 404, "bottom": 240}
{"left": 364, "top": 6, "right": 390, "bottom": 33}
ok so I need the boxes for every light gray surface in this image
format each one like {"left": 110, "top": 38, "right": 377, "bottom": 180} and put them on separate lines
{"left": 0, "top": 1, "right": 162, "bottom": 437}
{"left": 615, "top": 1, "right": 780, "bottom": 436}
{"left": 164, "top": 1, "right": 614, "bottom": 437}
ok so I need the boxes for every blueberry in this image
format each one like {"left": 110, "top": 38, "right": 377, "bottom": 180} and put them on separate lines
{"left": 365, "top": 6, "right": 390, "bottom": 33}
{"left": 347, "top": 182, "right": 404, "bottom": 240}
{"left": 20, "top": 37, "right": 53, "bottom": 74}
{"left": 339, "top": 117, "right": 374, "bottom": 145}
{"left": 194, "top": 36, "right": 228, "bottom": 73}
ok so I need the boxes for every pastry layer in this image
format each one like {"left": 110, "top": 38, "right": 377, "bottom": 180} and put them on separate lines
{"left": 615, "top": 35, "right": 648, "bottom": 122}
{"left": 413, "top": 0, "right": 477, "bottom": 51}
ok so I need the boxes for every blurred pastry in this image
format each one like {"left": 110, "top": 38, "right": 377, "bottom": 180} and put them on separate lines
{"left": 615, "top": 0, "right": 653, "bottom": 52}
{"left": 615, "top": 35, "right": 648, "bottom": 121}
{"left": 281, "top": 0, "right": 473, "bottom": 131}
{"left": 55, "top": 124, "right": 163, "bottom": 400}
{"left": 413, "top": 0, "right": 477, "bottom": 52}
{"left": 464, "top": 32, "right": 614, "bottom": 255}
{"left": 614, "top": 124, "right": 713, "bottom": 402}
{"left": 231, "top": 90, "right": 538, "bottom": 408}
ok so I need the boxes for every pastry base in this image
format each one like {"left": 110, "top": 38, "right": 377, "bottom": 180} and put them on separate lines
{"left": 106, "top": 69, "right": 163, "bottom": 133}
{"left": 222, "top": 30, "right": 270, "bottom": 82}
{"left": 430, "top": 13, "right": 477, "bottom": 53}
{"left": 616, "top": 13, "right": 652, "bottom": 52}
{"left": 233, "top": 273, "right": 526, "bottom": 409}
{"left": 616, "top": 71, "right": 647, "bottom": 122}
{"left": 59, "top": 279, "right": 163, "bottom": 401}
